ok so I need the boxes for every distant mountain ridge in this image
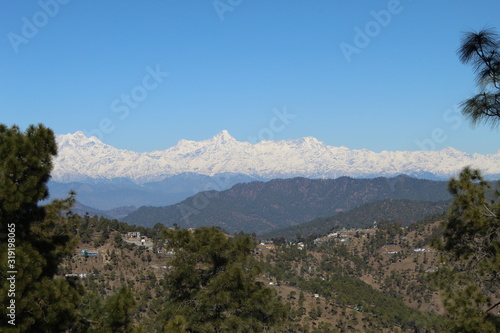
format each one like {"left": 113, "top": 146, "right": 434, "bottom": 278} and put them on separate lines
{"left": 122, "top": 176, "right": 452, "bottom": 234}
{"left": 71, "top": 201, "right": 137, "bottom": 220}
{"left": 52, "top": 131, "right": 500, "bottom": 184}
{"left": 48, "top": 173, "right": 260, "bottom": 210}
{"left": 260, "top": 198, "right": 450, "bottom": 240}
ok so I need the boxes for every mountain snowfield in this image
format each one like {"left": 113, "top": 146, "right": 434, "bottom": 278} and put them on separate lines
{"left": 52, "top": 130, "right": 500, "bottom": 183}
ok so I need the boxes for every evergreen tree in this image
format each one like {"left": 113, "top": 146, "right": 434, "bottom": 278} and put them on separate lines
{"left": 0, "top": 124, "right": 81, "bottom": 332}
{"left": 431, "top": 27, "right": 500, "bottom": 332}
{"left": 164, "top": 315, "right": 188, "bottom": 333}
{"left": 103, "top": 286, "right": 137, "bottom": 333}
{"left": 159, "top": 227, "right": 287, "bottom": 332}
{"left": 434, "top": 168, "right": 500, "bottom": 332}
{"left": 458, "top": 28, "right": 500, "bottom": 127}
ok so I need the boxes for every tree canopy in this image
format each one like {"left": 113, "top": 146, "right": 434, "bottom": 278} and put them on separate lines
{"left": 432, "top": 27, "right": 500, "bottom": 332}
{"left": 434, "top": 168, "right": 500, "bottom": 332}
{"left": 0, "top": 124, "right": 82, "bottom": 332}
{"left": 159, "top": 227, "right": 287, "bottom": 332}
{"left": 458, "top": 28, "right": 500, "bottom": 127}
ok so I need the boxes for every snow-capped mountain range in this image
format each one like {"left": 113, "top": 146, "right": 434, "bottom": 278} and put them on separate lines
{"left": 52, "top": 130, "right": 500, "bottom": 184}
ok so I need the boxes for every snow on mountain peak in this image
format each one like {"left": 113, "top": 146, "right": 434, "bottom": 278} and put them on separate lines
{"left": 292, "top": 136, "right": 324, "bottom": 147}
{"left": 439, "top": 147, "right": 465, "bottom": 156}
{"left": 58, "top": 131, "right": 103, "bottom": 145}
{"left": 210, "top": 130, "right": 236, "bottom": 144}
{"left": 73, "top": 130, "right": 86, "bottom": 139}
{"left": 215, "top": 129, "right": 231, "bottom": 138}
{"left": 51, "top": 131, "right": 500, "bottom": 184}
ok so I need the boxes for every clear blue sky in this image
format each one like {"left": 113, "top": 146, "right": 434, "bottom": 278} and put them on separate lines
{"left": 1, "top": 0, "right": 499, "bottom": 154}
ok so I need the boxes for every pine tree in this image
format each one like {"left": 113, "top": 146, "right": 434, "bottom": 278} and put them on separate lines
{"left": 103, "top": 286, "right": 137, "bottom": 333}
{"left": 164, "top": 315, "right": 188, "bottom": 333}
{"left": 457, "top": 28, "right": 500, "bottom": 128}
{"left": 433, "top": 167, "right": 500, "bottom": 332}
{"left": 0, "top": 124, "right": 82, "bottom": 332}
{"left": 159, "top": 227, "right": 287, "bottom": 332}
{"left": 430, "top": 27, "right": 500, "bottom": 332}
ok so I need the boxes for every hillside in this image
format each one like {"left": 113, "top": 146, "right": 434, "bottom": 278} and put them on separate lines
{"left": 261, "top": 198, "right": 451, "bottom": 240}
{"left": 69, "top": 201, "right": 139, "bottom": 220}
{"left": 61, "top": 210, "right": 451, "bottom": 332}
{"left": 122, "top": 175, "right": 452, "bottom": 234}
{"left": 256, "top": 216, "right": 450, "bottom": 331}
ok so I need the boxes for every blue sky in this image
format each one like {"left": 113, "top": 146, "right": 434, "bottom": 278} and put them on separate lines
{"left": 1, "top": 0, "right": 499, "bottom": 154}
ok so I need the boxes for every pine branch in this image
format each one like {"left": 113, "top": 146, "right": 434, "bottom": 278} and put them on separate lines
{"left": 485, "top": 301, "right": 500, "bottom": 313}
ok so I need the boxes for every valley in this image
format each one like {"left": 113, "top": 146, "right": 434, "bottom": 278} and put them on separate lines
{"left": 4, "top": 5, "right": 500, "bottom": 331}
{"left": 62, "top": 209, "right": 449, "bottom": 332}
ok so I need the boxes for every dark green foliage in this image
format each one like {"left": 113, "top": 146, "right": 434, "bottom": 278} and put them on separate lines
{"left": 0, "top": 124, "right": 82, "bottom": 332}
{"left": 72, "top": 284, "right": 138, "bottom": 332}
{"left": 164, "top": 315, "right": 188, "bottom": 333}
{"left": 262, "top": 198, "right": 450, "bottom": 240}
{"left": 103, "top": 286, "right": 137, "bottom": 332}
{"left": 159, "top": 227, "right": 287, "bottom": 332}
{"left": 0, "top": 125, "right": 148, "bottom": 332}
{"left": 458, "top": 28, "right": 500, "bottom": 127}
{"left": 433, "top": 167, "right": 500, "bottom": 332}
{"left": 0, "top": 124, "right": 57, "bottom": 241}
{"left": 72, "top": 290, "right": 105, "bottom": 332}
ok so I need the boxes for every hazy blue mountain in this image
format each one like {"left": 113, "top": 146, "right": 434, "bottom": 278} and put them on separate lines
{"left": 48, "top": 173, "right": 261, "bottom": 210}
{"left": 122, "top": 175, "right": 452, "bottom": 234}
{"left": 69, "top": 201, "right": 137, "bottom": 220}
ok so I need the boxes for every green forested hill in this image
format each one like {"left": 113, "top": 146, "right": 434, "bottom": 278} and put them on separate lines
{"left": 261, "top": 198, "right": 450, "bottom": 240}
{"left": 122, "top": 175, "right": 451, "bottom": 234}
{"left": 61, "top": 208, "right": 452, "bottom": 332}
